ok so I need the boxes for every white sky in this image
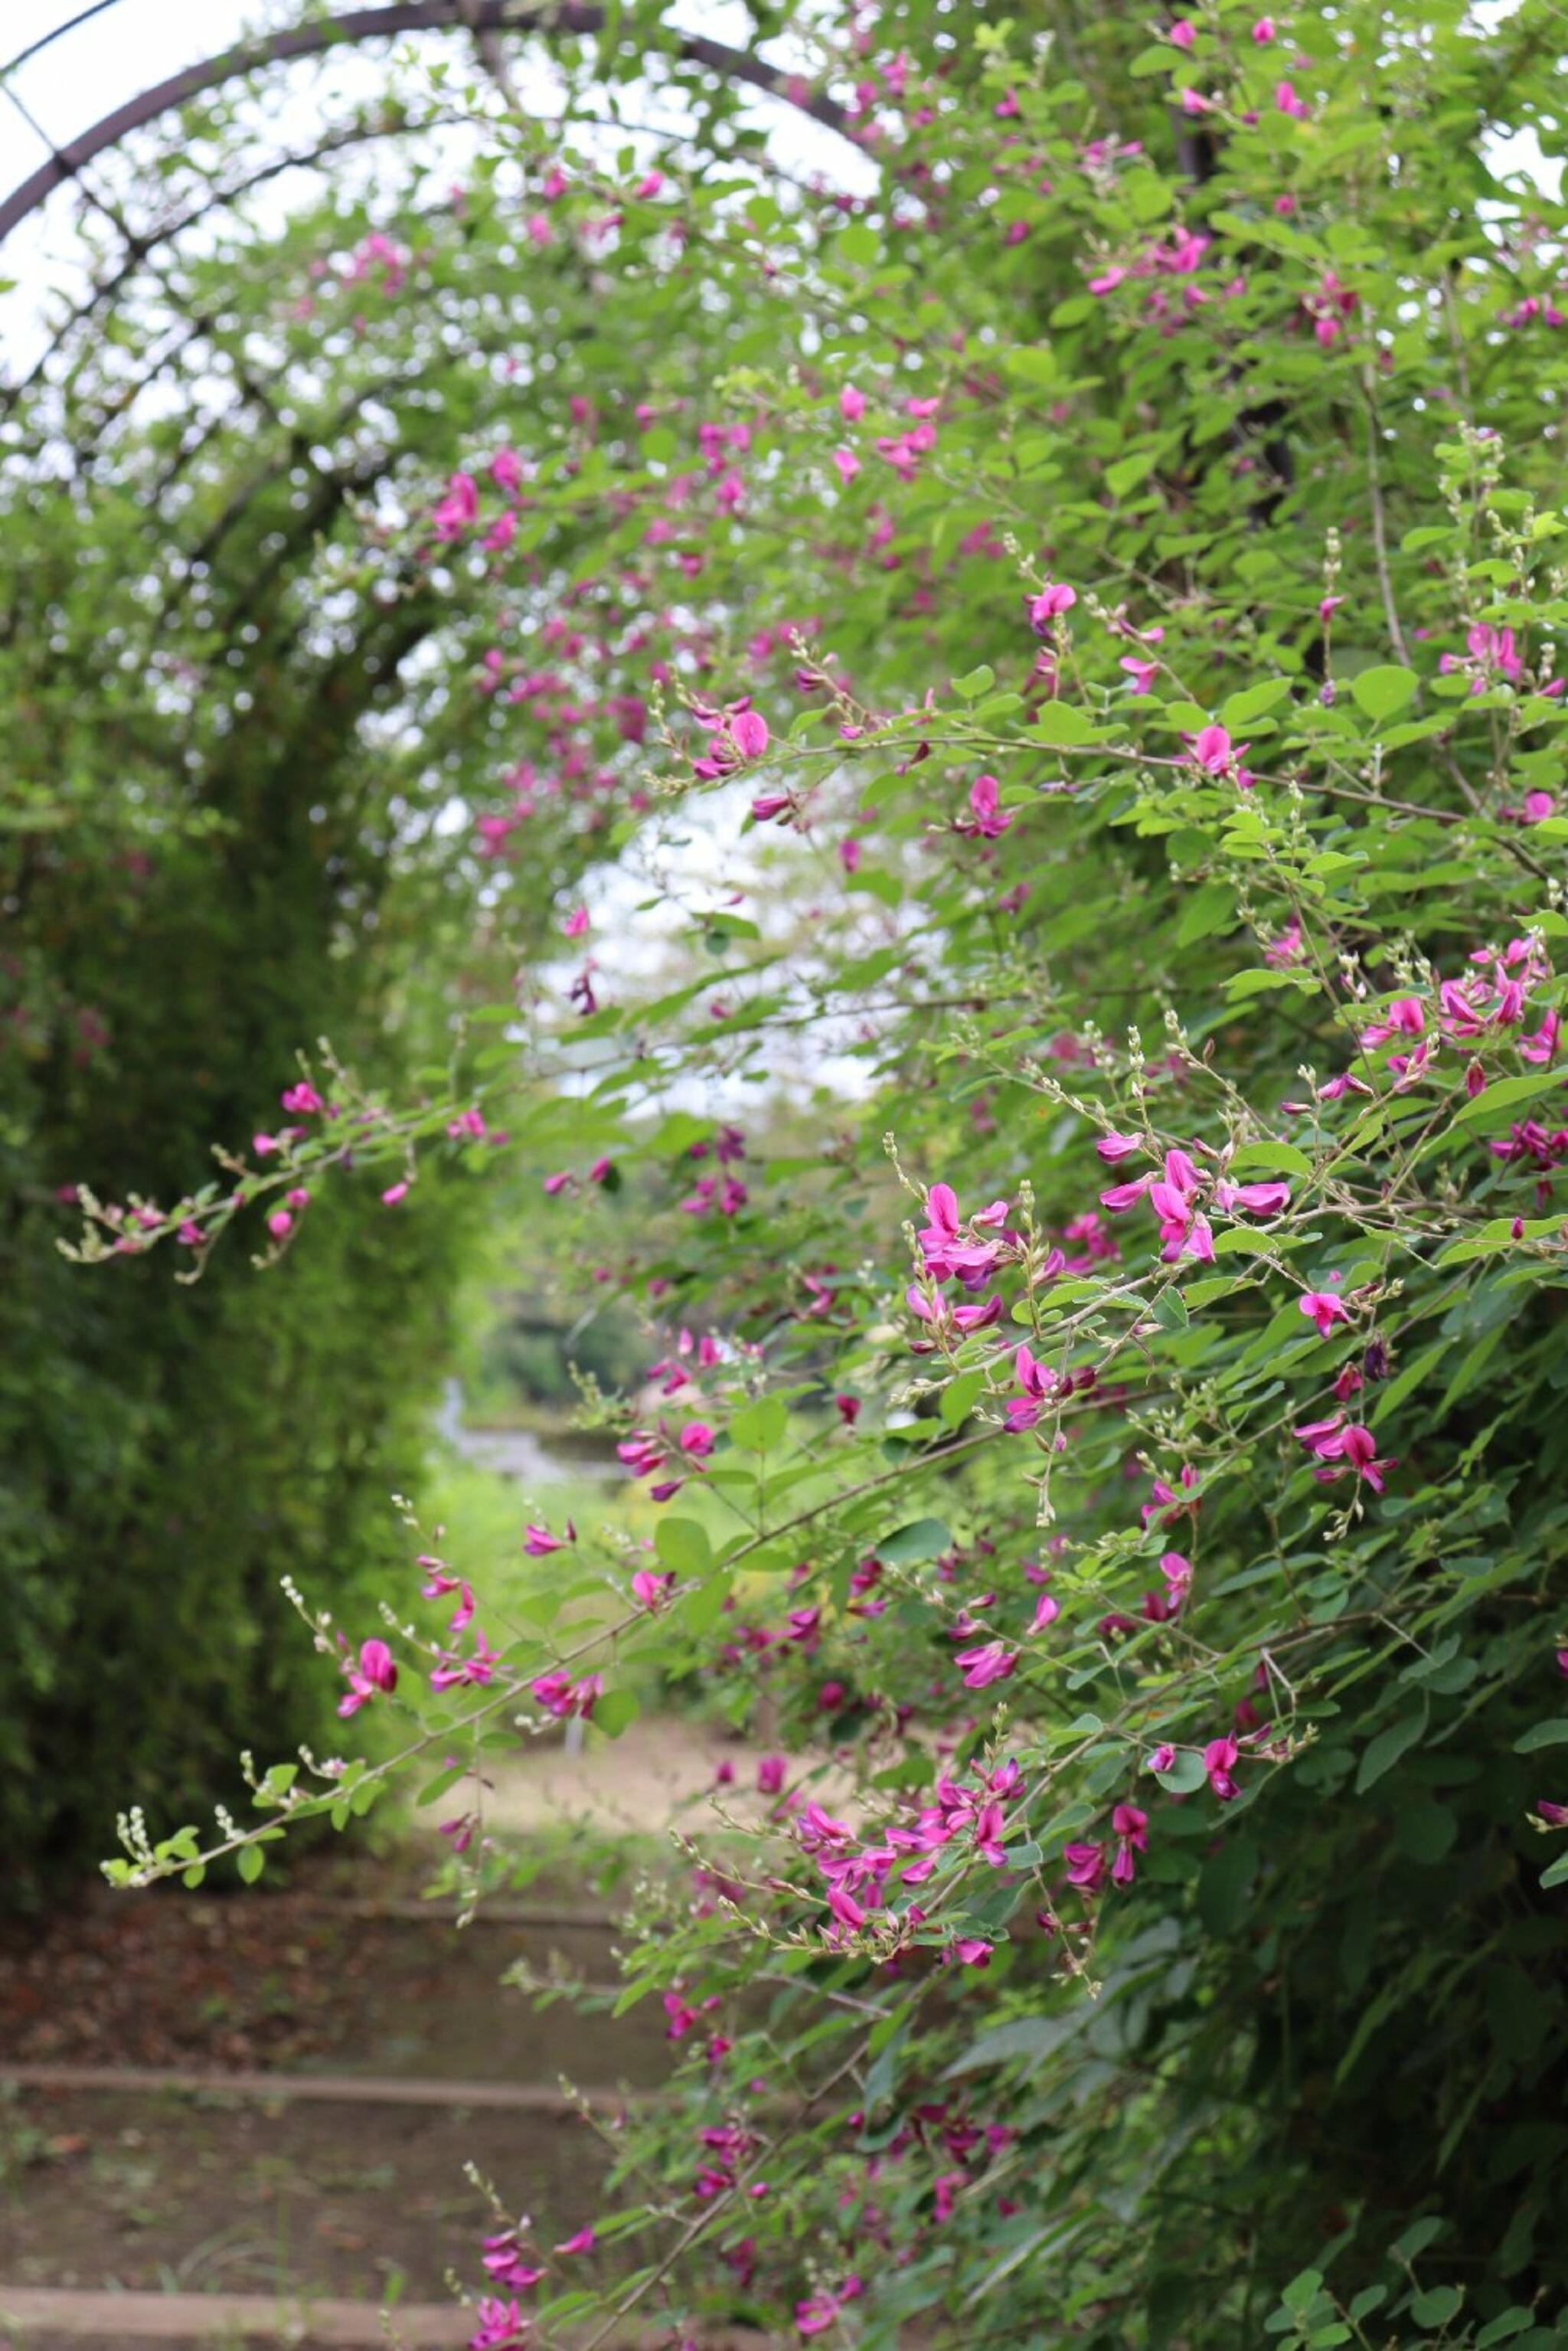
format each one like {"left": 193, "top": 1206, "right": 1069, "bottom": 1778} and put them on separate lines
{"left": 0, "top": 0, "right": 873, "bottom": 375}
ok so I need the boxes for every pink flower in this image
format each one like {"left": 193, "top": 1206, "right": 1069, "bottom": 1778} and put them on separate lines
{"left": 839, "top": 384, "right": 866, "bottom": 421}
{"left": 1005, "top": 1341, "right": 1057, "bottom": 1432}
{"left": 523, "top": 1522, "right": 573, "bottom": 1556}
{"left": 1112, "top": 1803, "right": 1148, "bottom": 1885}
{"left": 1027, "top": 581, "right": 1077, "bottom": 631}
{"left": 553, "top": 2226, "right": 596, "bottom": 2256}
{"left": 1169, "top": 16, "right": 1196, "bottom": 44}
{"left": 1276, "top": 78, "right": 1310, "bottom": 117}
{"left": 1295, "top": 1414, "right": 1396, "bottom": 1493}
{"left": 956, "top": 1640, "right": 1018, "bottom": 1689}
{"left": 728, "top": 709, "right": 769, "bottom": 760}
{"left": 1214, "top": 1178, "right": 1292, "bottom": 1217}
{"left": 338, "top": 1637, "right": 398, "bottom": 1718}
{"left": 1096, "top": 1132, "right": 1144, "bottom": 1162}
{"left": 757, "top": 1754, "right": 786, "bottom": 1794}
{"left": 797, "top": 2277, "right": 864, "bottom": 2335}
{"left": 1252, "top": 14, "right": 1276, "bottom": 38}
{"left": 831, "top": 445, "right": 861, "bottom": 484}
{"left": 1064, "top": 1841, "right": 1106, "bottom": 1892}
{"left": 1204, "top": 1735, "right": 1240, "bottom": 1801}
{"left": 430, "top": 1630, "right": 500, "bottom": 1691}
{"left": 1298, "top": 1290, "right": 1350, "bottom": 1339}
{"left": 563, "top": 905, "right": 590, "bottom": 938}
{"left": 381, "top": 1181, "right": 410, "bottom": 1207}
{"left": 961, "top": 772, "right": 1012, "bottom": 839}
{"left": 469, "top": 2297, "right": 529, "bottom": 2349}
{"left": 679, "top": 1421, "right": 715, "bottom": 1457}
{"left": 631, "top": 1568, "right": 675, "bottom": 1610}
{"left": 1186, "top": 723, "right": 1235, "bottom": 773}
{"left": 952, "top": 1939, "right": 992, "bottom": 1967}
{"left": 1160, "top": 1551, "right": 1193, "bottom": 1610}
{"left": 1148, "top": 1743, "right": 1177, "bottom": 1774}
{"left": 432, "top": 470, "right": 478, "bottom": 540}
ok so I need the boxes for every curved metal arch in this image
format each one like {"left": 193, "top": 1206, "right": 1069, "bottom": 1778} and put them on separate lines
{"left": 0, "top": 0, "right": 847, "bottom": 247}
{"left": 2, "top": 104, "right": 474, "bottom": 415}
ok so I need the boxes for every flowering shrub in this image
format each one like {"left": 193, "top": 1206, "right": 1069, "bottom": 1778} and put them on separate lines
{"left": 62, "top": 0, "right": 1568, "bottom": 2342}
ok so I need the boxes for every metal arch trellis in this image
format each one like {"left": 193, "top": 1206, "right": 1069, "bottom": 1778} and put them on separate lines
{"left": 0, "top": 0, "right": 846, "bottom": 248}
{"left": 0, "top": 0, "right": 853, "bottom": 619}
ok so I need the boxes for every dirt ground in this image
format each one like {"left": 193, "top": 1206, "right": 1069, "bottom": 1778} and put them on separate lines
{"left": 0, "top": 1719, "right": 765, "bottom": 2322}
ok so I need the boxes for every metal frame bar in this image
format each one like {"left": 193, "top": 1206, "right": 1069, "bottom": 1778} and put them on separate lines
{"left": 0, "top": 0, "right": 844, "bottom": 247}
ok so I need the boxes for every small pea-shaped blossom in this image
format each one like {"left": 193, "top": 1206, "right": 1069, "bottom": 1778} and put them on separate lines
{"left": 1027, "top": 580, "right": 1077, "bottom": 633}
{"left": 955, "top": 1639, "right": 1018, "bottom": 1690}
{"left": 1064, "top": 1841, "right": 1106, "bottom": 1892}
{"left": 338, "top": 1637, "right": 397, "bottom": 1718}
{"left": 1184, "top": 723, "right": 1241, "bottom": 774}
{"left": 917, "top": 1182, "right": 1011, "bottom": 1286}
{"left": 1004, "top": 1342, "right": 1057, "bottom": 1432}
{"left": 957, "top": 772, "right": 1012, "bottom": 839}
{"left": 1029, "top": 1586, "right": 1061, "bottom": 1633}
{"left": 1295, "top": 1414, "right": 1396, "bottom": 1493}
{"left": 1214, "top": 1176, "right": 1292, "bottom": 1216}
{"left": 523, "top": 1520, "right": 574, "bottom": 1556}
{"left": 1299, "top": 1289, "right": 1351, "bottom": 1339}
{"left": 1112, "top": 1803, "right": 1148, "bottom": 1885}
{"left": 1204, "top": 1735, "right": 1241, "bottom": 1801}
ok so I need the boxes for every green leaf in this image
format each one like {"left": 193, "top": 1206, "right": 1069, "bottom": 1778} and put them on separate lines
{"left": 954, "top": 665, "right": 995, "bottom": 700}
{"left": 1221, "top": 677, "right": 1293, "bottom": 728}
{"left": 1106, "top": 449, "right": 1157, "bottom": 498}
{"left": 1176, "top": 882, "right": 1236, "bottom": 946}
{"left": 1229, "top": 1142, "right": 1314, "bottom": 1179}
{"left": 879, "top": 1517, "right": 951, "bottom": 1565}
{"left": 1198, "top": 1836, "right": 1258, "bottom": 1934}
{"left": 1034, "top": 701, "right": 1106, "bottom": 746}
{"left": 1151, "top": 1287, "right": 1190, "bottom": 1331}
{"left": 1356, "top": 1714, "right": 1426, "bottom": 1792}
{"left": 838, "top": 221, "right": 881, "bottom": 269}
{"left": 1282, "top": 2270, "right": 1325, "bottom": 2317}
{"left": 1475, "top": 2312, "right": 1534, "bottom": 2348}
{"left": 1002, "top": 345, "right": 1059, "bottom": 387}
{"left": 1350, "top": 665, "right": 1419, "bottom": 722}
{"left": 1155, "top": 1750, "right": 1208, "bottom": 1796}
{"left": 655, "top": 1517, "right": 713, "bottom": 1577}
{"left": 940, "top": 1368, "right": 988, "bottom": 1428}
{"left": 1452, "top": 1064, "right": 1568, "bottom": 1128}
{"left": 1390, "top": 2218, "right": 1445, "bottom": 2263}
{"left": 678, "top": 1571, "right": 733, "bottom": 1634}
{"left": 1513, "top": 1720, "right": 1568, "bottom": 1752}
{"left": 1411, "top": 2287, "right": 1462, "bottom": 2328}
{"left": 593, "top": 1686, "right": 641, "bottom": 1738}
{"left": 730, "top": 1398, "right": 789, "bottom": 1452}
{"left": 237, "top": 1844, "right": 266, "bottom": 1884}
